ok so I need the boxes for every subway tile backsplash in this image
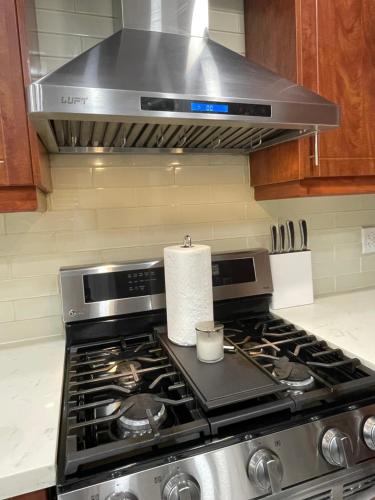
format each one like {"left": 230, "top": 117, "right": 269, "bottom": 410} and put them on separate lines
{"left": 2, "top": 153, "right": 375, "bottom": 344}
{"left": 36, "top": 9, "right": 115, "bottom": 38}
{"left": 0, "top": 1, "right": 374, "bottom": 343}
{"left": 34, "top": 0, "right": 246, "bottom": 77}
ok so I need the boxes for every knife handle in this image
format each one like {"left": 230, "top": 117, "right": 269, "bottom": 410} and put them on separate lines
{"left": 299, "top": 219, "right": 308, "bottom": 251}
{"left": 279, "top": 224, "right": 286, "bottom": 253}
{"left": 270, "top": 225, "right": 278, "bottom": 254}
{"left": 286, "top": 220, "right": 295, "bottom": 252}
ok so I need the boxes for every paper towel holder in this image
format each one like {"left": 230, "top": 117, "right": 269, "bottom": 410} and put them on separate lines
{"left": 182, "top": 235, "right": 192, "bottom": 248}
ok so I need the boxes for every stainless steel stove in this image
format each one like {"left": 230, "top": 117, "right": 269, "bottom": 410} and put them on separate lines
{"left": 58, "top": 249, "right": 375, "bottom": 500}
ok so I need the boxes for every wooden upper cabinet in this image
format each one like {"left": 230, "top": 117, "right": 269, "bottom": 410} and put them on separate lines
{"left": 317, "top": 0, "right": 375, "bottom": 175}
{"left": 0, "top": 0, "right": 51, "bottom": 212}
{"left": 0, "top": 108, "right": 5, "bottom": 166}
{"left": 10, "top": 488, "right": 49, "bottom": 500}
{"left": 245, "top": 0, "right": 375, "bottom": 199}
{"left": 0, "top": 0, "right": 33, "bottom": 187}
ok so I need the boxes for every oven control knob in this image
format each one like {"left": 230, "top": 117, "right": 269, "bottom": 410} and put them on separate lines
{"left": 162, "top": 473, "right": 200, "bottom": 500}
{"left": 321, "top": 428, "right": 354, "bottom": 467}
{"left": 363, "top": 416, "right": 375, "bottom": 450}
{"left": 247, "top": 449, "right": 283, "bottom": 494}
{"left": 105, "top": 492, "right": 138, "bottom": 500}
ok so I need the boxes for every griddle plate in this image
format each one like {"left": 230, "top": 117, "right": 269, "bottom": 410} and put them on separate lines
{"left": 159, "top": 333, "right": 285, "bottom": 411}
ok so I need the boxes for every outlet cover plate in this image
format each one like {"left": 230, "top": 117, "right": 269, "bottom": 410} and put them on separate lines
{"left": 362, "top": 226, "right": 375, "bottom": 254}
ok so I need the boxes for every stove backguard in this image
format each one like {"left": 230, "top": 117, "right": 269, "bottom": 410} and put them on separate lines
{"left": 60, "top": 248, "right": 273, "bottom": 324}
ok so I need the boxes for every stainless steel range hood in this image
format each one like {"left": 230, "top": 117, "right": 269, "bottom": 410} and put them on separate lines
{"left": 28, "top": 0, "right": 339, "bottom": 155}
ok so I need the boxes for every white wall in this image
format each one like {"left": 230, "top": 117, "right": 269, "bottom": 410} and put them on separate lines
{"left": 34, "top": 0, "right": 245, "bottom": 76}
{"left": 0, "top": 0, "right": 374, "bottom": 344}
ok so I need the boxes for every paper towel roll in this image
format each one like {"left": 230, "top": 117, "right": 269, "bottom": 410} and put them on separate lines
{"left": 164, "top": 239, "right": 213, "bottom": 346}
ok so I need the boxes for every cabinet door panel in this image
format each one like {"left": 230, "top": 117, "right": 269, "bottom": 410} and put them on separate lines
{"left": 245, "top": 0, "right": 305, "bottom": 185}
{"left": 16, "top": 0, "right": 52, "bottom": 192}
{"left": 0, "top": 107, "right": 8, "bottom": 186}
{"left": 250, "top": 139, "right": 313, "bottom": 186}
{"left": 317, "top": 0, "right": 375, "bottom": 174}
{"left": 0, "top": 111, "right": 4, "bottom": 161}
{"left": 0, "top": 0, "right": 33, "bottom": 186}
{"left": 248, "top": 0, "right": 375, "bottom": 197}
{"left": 245, "top": 0, "right": 297, "bottom": 82}
{"left": 0, "top": 106, "right": 5, "bottom": 184}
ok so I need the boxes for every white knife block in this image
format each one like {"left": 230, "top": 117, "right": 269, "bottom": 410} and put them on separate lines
{"left": 269, "top": 251, "right": 314, "bottom": 310}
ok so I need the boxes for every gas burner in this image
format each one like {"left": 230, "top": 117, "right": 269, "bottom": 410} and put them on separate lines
{"left": 240, "top": 338, "right": 279, "bottom": 359}
{"left": 117, "top": 393, "right": 167, "bottom": 437}
{"left": 243, "top": 340, "right": 261, "bottom": 350}
{"left": 116, "top": 360, "right": 142, "bottom": 390}
{"left": 272, "top": 356, "right": 315, "bottom": 394}
{"left": 93, "top": 358, "right": 143, "bottom": 390}
{"left": 234, "top": 319, "right": 265, "bottom": 341}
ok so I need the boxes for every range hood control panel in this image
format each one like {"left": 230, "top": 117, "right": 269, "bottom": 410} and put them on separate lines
{"left": 141, "top": 97, "right": 271, "bottom": 117}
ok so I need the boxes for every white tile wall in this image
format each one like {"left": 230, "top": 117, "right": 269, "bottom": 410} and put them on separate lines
{"left": 0, "top": 1, "right": 374, "bottom": 344}
{"left": 75, "top": 0, "right": 115, "bottom": 17}
{"left": 36, "top": 10, "right": 115, "bottom": 37}
{"left": 262, "top": 197, "right": 375, "bottom": 295}
{"left": 3, "top": 150, "right": 375, "bottom": 343}
{"left": 13, "top": 296, "right": 61, "bottom": 321}
{"left": 34, "top": 0, "right": 246, "bottom": 77}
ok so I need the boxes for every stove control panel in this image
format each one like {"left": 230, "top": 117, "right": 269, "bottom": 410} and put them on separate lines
{"left": 83, "top": 267, "right": 165, "bottom": 302}
{"left": 211, "top": 257, "right": 256, "bottom": 286}
{"left": 58, "top": 405, "right": 375, "bottom": 500}
{"left": 60, "top": 249, "right": 273, "bottom": 323}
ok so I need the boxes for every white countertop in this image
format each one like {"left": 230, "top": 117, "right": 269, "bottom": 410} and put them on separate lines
{"left": 275, "top": 288, "right": 375, "bottom": 370}
{"left": 0, "top": 336, "right": 65, "bottom": 500}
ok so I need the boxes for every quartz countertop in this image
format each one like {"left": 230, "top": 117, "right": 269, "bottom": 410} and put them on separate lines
{"left": 0, "top": 336, "right": 65, "bottom": 500}
{"left": 274, "top": 288, "right": 375, "bottom": 370}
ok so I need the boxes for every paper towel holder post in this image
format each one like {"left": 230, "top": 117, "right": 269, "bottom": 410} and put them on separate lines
{"left": 182, "top": 235, "right": 192, "bottom": 248}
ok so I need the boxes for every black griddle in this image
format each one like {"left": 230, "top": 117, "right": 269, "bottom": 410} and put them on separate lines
{"left": 159, "top": 332, "right": 285, "bottom": 411}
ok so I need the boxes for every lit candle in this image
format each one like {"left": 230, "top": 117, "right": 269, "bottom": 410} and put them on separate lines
{"left": 195, "top": 321, "right": 224, "bottom": 363}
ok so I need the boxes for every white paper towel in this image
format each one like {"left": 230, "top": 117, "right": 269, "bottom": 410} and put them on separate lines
{"left": 164, "top": 242, "right": 213, "bottom": 346}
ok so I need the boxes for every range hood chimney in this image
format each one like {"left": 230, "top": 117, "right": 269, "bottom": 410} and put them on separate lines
{"left": 120, "top": 0, "right": 209, "bottom": 38}
{"left": 28, "top": 0, "right": 339, "bottom": 155}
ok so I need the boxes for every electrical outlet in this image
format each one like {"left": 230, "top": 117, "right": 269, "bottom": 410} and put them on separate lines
{"left": 361, "top": 226, "right": 375, "bottom": 254}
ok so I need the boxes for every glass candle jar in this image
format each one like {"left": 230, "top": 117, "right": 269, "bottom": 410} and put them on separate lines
{"left": 195, "top": 321, "right": 224, "bottom": 363}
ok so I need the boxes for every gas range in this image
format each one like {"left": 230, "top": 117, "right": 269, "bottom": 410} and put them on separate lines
{"left": 58, "top": 249, "right": 375, "bottom": 500}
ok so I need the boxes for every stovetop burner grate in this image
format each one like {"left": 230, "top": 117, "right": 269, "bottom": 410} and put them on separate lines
{"left": 226, "top": 316, "right": 366, "bottom": 381}
{"left": 59, "top": 312, "right": 375, "bottom": 486}
{"left": 57, "top": 251, "right": 375, "bottom": 495}
{"left": 62, "top": 333, "right": 210, "bottom": 478}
